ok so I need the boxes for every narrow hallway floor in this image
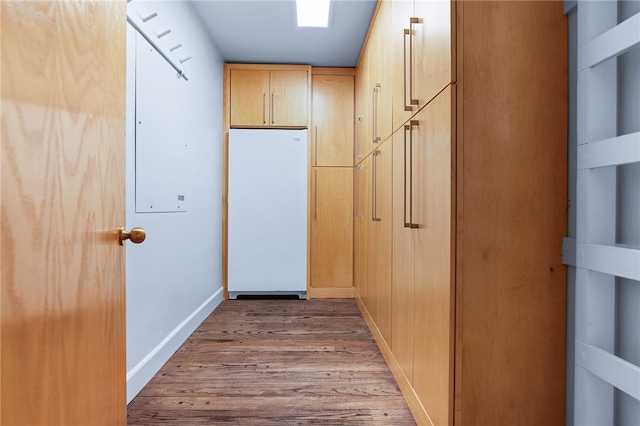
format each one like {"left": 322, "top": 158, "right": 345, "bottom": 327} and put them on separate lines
{"left": 127, "top": 298, "right": 416, "bottom": 425}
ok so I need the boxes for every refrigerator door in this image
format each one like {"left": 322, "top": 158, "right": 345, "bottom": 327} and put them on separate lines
{"left": 228, "top": 129, "right": 308, "bottom": 298}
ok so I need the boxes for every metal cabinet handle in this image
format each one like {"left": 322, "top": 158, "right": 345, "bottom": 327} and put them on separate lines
{"left": 372, "top": 150, "right": 381, "bottom": 222}
{"left": 355, "top": 164, "right": 365, "bottom": 219}
{"left": 314, "top": 169, "right": 318, "bottom": 220}
{"left": 356, "top": 115, "right": 364, "bottom": 161}
{"left": 263, "top": 93, "right": 267, "bottom": 124}
{"left": 404, "top": 120, "right": 419, "bottom": 229}
{"left": 271, "top": 93, "right": 275, "bottom": 124}
{"left": 314, "top": 125, "right": 318, "bottom": 166}
{"left": 373, "top": 84, "right": 381, "bottom": 143}
{"left": 404, "top": 18, "right": 420, "bottom": 111}
{"left": 403, "top": 28, "right": 412, "bottom": 112}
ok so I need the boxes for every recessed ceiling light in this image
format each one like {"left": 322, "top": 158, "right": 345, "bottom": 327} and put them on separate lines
{"left": 296, "top": 0, "right": 330, "bottom": 28}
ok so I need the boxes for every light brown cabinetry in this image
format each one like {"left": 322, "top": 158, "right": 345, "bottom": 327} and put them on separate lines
{"left": 368, "top": 0, "right": 393, "bottom": 146}
{"left": 353, "top": 161, "right": 370, "bottom": 300}
{"left": 309, "top": 69, "right": 356, "bottom": 297}
{"left": 391, "top": 93, "right": 454, "bottom": 420}
{"left": 368, "top": 141, "right": 393, "bottom": 343}
{"left": 310, "top": 167, "right": 353, "bottom": 289}
{"left": 355, "top": 55, "right": 371, "bottom": 162}
{"left": 392, "top": 0, "right": 453, "bottom": 130}
{"left": 355, "top": 2, "right": 568, "bottom": 425}
{"left": 356, "top": 142, "right": 393, "bottom": 343}
{"left": 410, "top": 89, "right": 454, "bottom": 426}
{"left": 312, "top": 74, "right": 354, "bottom": 166}
{"left": 229, "top": 66, "right": 309, "bottom": 127}
{"left": 355, "top": 1, "right": 393, "bottom": 163}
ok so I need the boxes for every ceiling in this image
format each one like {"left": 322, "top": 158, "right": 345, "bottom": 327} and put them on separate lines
{"left": 190, "top": 0, "right": 377, "bottom": 68}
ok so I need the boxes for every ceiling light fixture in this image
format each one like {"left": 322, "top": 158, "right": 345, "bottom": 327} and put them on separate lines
{"left": 296, "top": 0, "right": 330, "bottom": 28}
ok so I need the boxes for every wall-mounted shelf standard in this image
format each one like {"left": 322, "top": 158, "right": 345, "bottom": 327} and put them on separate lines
{"left": 127, "top": 2, "right": 191, "bottom": 80}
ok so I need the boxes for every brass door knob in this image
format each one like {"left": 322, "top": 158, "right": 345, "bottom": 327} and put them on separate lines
{"left": 118, "top": 227, "right": 146, "bottom": 245}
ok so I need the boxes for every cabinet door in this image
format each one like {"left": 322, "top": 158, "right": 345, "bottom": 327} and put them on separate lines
{"left": 230, "top": 69, "right": 270, "bottom": 126}
{"left": 310, "top": 167, "right": 353, "bottom": 288}
{"left": 391, "top": 0, "right": 415, "bottom": 130}
{"left": 354, "top": 162, "right": 370, "bottom": 300}
{"left": 413, "top": 0, "right": 453, "bottom": 107}
{"left": 391, "top": 122, "right": 415, "bottom": 384}
{"left": 412, "top": 87, "right": 453, "bottom": 426}
{"left": 270, "top": 70, "right": 308, "bottom": 127}
{"left": 369, "top": 0, "right": 393, "bottom": 144}
{"left": 355, "top": 49, "right": 373, "bottom": 162}
{"left": 312, "top": 75, "right": 354, "bottom": 166}
{"left": 369, "top": 141, "right": 393, "bottom": 345}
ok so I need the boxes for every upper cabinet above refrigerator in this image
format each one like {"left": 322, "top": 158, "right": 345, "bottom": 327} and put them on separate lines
{"left": 229, "top": 65, "right": 310, "bottom": 128}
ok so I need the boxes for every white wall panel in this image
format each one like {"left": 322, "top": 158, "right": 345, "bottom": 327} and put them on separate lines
{"left": 125, "top": 1, "right": 225, "bottom": 403}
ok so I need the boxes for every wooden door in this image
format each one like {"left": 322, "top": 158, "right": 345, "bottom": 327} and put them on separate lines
{"left": 312, "top": 74, "right": 354, "bottom": 167}
{"left": 269, "top": 70, "right": 308, "bottom": 127}
{"left": 413, "top": 0, "right": 454, "bottom": 107}
{"left": 370, "top": 141, "right": 393, "bottom": 345}
{"left": 391, "top": 123, "right": 415, "bottom": 384}
{"left": 355, "top": 50, "right": 373, "bottom": 162}
{"left": 230, "top": 69, "right": 270, "bottom": 126}
{"left": 369, "top": 1, "right": 393, "bottom": 145}
{"left": 310, "top": 167, "right": 353, "bottom": 288}
{"left": 412, "top": 87, "right": 454, "bottom": 426}
{"left": 1, "top": 1, "right": 127, "bottom": 425}
{"left": 458, "top": 3, "right": 567, "bottom": 424}
{"left": 353, "top": 162, "right": 370, "bottom": 300}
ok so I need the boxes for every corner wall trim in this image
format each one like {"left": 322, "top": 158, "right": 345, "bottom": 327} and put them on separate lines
{"left": 126, "top": 287, "right": 224, "bottom": 403}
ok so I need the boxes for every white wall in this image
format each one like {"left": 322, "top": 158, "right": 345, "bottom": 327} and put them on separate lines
{"left": 614, "top": 3, "right": 640, "bottom": 423}
{"left": 125, "top": 1, "right": 225, "bottom": 403}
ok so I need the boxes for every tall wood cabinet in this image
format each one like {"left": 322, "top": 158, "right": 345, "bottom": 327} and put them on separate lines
{"left": 354, "top": 1, "right": 568, "bottom": 425}
{"left": 355, "top": 141, "right": 393, "bottom": 343}
{"left": 310, "top": 167, "right": 353, "bottom": 290}
{"left": 309, "top": 69, "right": 355, "bottom": 297}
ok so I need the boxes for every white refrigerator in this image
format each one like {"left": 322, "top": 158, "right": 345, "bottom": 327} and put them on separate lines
{"left": 227, "top": 129, "right": 308, "bottom": 299}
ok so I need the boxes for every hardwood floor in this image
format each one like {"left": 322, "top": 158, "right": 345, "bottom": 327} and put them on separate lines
{"left": 127, "top": 299, "right": 416, "bottom": 425}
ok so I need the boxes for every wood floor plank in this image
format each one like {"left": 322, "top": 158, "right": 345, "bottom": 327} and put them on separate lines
{"left": 127, "top": 299, "right": 415, "bottom": 425}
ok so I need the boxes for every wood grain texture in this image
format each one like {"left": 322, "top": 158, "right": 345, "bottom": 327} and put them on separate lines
{"left": 354, "top": 162, "right": 370, "bottom": 301}
{"left": 391, "top": 125, "right": 415, "bottom": 385}
{"left": 456, "top": 2, "right": 568, "bottom": 425}
{"left": 127, "top": 299, "right": 416, "bottom": 425}
{"left": 369, "top": 142, "right": 393, "bottom": 345}
{"left": 413, "top": 0, "right": 454, "bottom": 108}
{"left": 270, "top": 70, "right": 309, "bottom": 127}
{"left": 312, "top": 74, "right": 355, "bottom": 166}
{"left": 355, "top": 50, "right": 374, "bottom": 162}
{"left": 391, "top": 0, "right": 415, "bottom": 132}
{"left": 1, "top": 1, "right": 127, "bottom": 424}
{"left": 310, "top": 167, "right": 354, "bottom": 288}
{"left": 228, "top": 66, "right": 310, "bottom": 128}
{"left": 412, "top": 87, "right": 455, "bottom": 426}
{"left": 369, "top": 0, "right": 393, "bottom": 144}
{"left": 307, "top": 287, "right": 354, "bottom": 299}
{"left": 230, "top": 69, "right": 270, "bottom": 126}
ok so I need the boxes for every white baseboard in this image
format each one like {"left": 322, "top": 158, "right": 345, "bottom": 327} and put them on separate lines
{"left": 126, "top": 287, "right": 224, "bottom": 403}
